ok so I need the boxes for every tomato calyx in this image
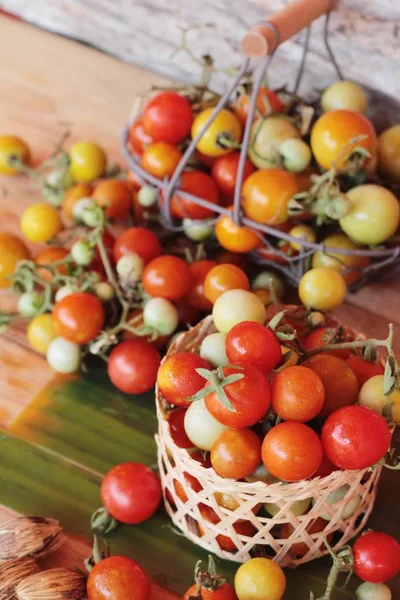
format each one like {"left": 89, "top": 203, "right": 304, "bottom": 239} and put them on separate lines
{"left": 189, "top": 555, "right": 226, "bottom": 598}
{"left": 215, "top": 132, "right": 241, "bottom": 151}
{"left": 188, "top": 365, "right": 245, "bottom": 411}
{"left": 268, "top": 310, "right": 297, "bottom": 343}
{"left": 310, "top": 541, "right": 353, "bottom": 600}
{"left": 91, "top": 506, "right": 119, "bottom": 536}
{"left": 84, "top": 534, "right": 110, "bottom": 572}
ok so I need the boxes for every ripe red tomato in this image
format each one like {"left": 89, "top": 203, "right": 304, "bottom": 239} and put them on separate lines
{"left": 128, "top": 117, "right": 153, "bottom": 155}
{"left": 87, "top": 555, "right": 151, "bottom": 600}
{"left": 353, "top": 531, "right": 400, "bottom": 583}
{"left": 281, "top": 518, "right": 333, "bottom": 557}
{"left": 53, "top": 292, "right": 105, "bottom": 345}
{"left": 215, "top": 251, "right": 249, "bottom": 271}
{"left": 168, "top": 407, "right": 194, "bottom": 448}
{"left": 211, "top": 428, "right": 262, "bottom": 479}
{"left": 311, "top": 453, "right": 338, "bottom": 479}
{"left": 157, "top": 352, "right": 211, "bottom": 407}
{"left": 170, "top": 170, "right": 219, "bottom": 220}
{"left": 225, "top": 321, "right": 281, "bottom": 373}
{"left": 234, "top": 87, "right": 284, "bottom": 126}
{"left": 113, "top": 227, "right": 162, "bottom": 264}
{"left": 107, "top": 339, "right": 161, "bottom": 394}
{"left": 262, "top": 422, "right": 323, "bottom": 482}
{"left": 142, "top": 255, "right": 192, "bottom": 300}
{"left": 345, "top": 355, "right": 384, "bottom": 389}
{"left": 185, "top": 259, "right": 217, "bottom": 311}
{"left": 303, "top": 327, "right": 352, "bottom": 359}
{"left": 199, "top": 504, "right": 256, "bottom": 552}
{"left": 321, "top": 405, "right": 392, "bottom": 470}
{"left": 142, "top": 91, "right": 193, "bottom": 145}
{"left": 204, "top": 263, "right": 250, "bottom": 304}
{"left": 211, "top": 152, "right": 255, "bottom": 198}
{"left": 173, "top": 298, "right": 200, "bottom": 326}
{"left": 93, "top": 179, "right": 132, "bottom": 220}
{"left": 184, "top": 581, "right": 237, "bottom": 600}
{"left": 271, "top": 366, "right": 325, "bottom": 422}
{"left": 101, "top": 462, "right": 161, "bottom": 524}
{"left": 204, "top": 364, "right": 271, "bottom": 428}
{"left": 174, "top": 472, "right": 202, "bottom": 503}
{"left": 35, "top": 247, "right": 69, "bottom": 282}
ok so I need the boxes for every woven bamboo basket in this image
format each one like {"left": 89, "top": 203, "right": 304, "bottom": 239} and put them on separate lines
{"left": 155, "top": 308, "right": 383, "bottom": 566}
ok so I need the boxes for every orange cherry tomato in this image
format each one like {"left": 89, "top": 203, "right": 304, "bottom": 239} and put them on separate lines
{"left": 211, "top": 151, "right": 255, "bottom": 198}
{"left": 128, "top": 117, "right": 153, "bottom": 155}
{"left": 0, "top": 232, "right": 30, "bottom": 288}
{"left": 141, "top": 142, "right": 182, "bottom": 179}
{"left": 211, "top": 428, "right": 262, "bottom": 479}
{"left": 311, "top": 109, "right": 377, "bottom": 171}
{"left": 87, "top": 555, "right": 151, "bottom": 600}
{"left": 142, "top": 255, "right": 192, "bottom": 300}
{"left": 35, "top": 247, "right": 69, "bottom": 282}
{"left": 303, "top": 326, "right": 352, "bottom": 359}
{"left": 174, "top": 472, "right": 202, "bottom": 503}
{"left": 170, "top": 170, "right": 219, "bottom": 220}
{"left": 234, "top": 87, "right": 284, "bottom": 126}
{"left": 204, "top": 263, "right": 249, "bottom": 304}
{"left": 53, "top": 292, "right": 105, "bottom": 345}
{"left": 271, "top": 365, "right": 325, "bottom": 422}
{"left": 62, "top": 183, "right": 93, "bottom": 220}
{"left": 157, "top": 352, "right": 211, "bottom": 407}
{"left": 185, "top": 259, "right": 217, "bottom": 311}
{"left": 93, "top": 179, "right": 132, "bottom": 220}
{"left": 113, "top": 227, "right": 161, "bottom": 264}
{"left": 199, "top": 504, "right": 256, "bottom": 552}
{"left": 184, "top": 581, "right": 237, "bottom": 600}
{"left": 281, "top": 518, "right": 333, "bottom": 557}
{"left": 345, "top": 355, "right": 384, "bottom": 389}
{"left": 215, "top": 207, "right": 261, "bottom": 253}
{"left": 242, "top": 168, "right": 299, "bottom": 225}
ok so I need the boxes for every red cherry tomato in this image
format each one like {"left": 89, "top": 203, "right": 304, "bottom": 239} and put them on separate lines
{"left": 271, "top": 366, "right": 325, "bottom": 422}
{"left": 142, "top": 91, "right": 193, "bottom": 145}
{"left": 353, "top": 531, "right": 400, "bottom": 583}
{"left": 128, "top": 117, "right": 153, "bottom": 155}
{"left": 225, "top": 321, "right": 282, "bottom": 373}
{"left": 157, "top": 352, "right": 211, "bottom": 407}
{"left": 211, "top": 428, "right": 262, "bottom": 479}
{"left": 168, "top": 407, "right": 194, "bottom": 448}
{"left": 101, "top": 462, "right": 161, "bottom": 524}
{"left": 113, "top": 227, "right": 162, "bottom": 264}
{"left": 184, "top": 581, "right": 237, "bottom": 600}
{"left": 170, "top": 170, "right": 219, "bottom": 220}
{"left": 107, "top": 339, "right": 161, "bottom": 394}
{"left": 321, "top": 405, "right": 392, "bottom": 470}
{"left": 311, "top": 453, "right": 338, "bottom": 479}
{"left": 87, "top": 555, "right": 151, "bottom": 600}
{"left": 185, "top": 259, "right": 217, "bottom": 311}
{"left": 211, "top": 152, "right": 255, "bottom": 198}
{"left": 174, "top": 472, "right": 202, "bottom": 503}
{"left": 53, "top": 292, "right": 105, "bottom": 345}
{"left": 142, "top": 255, "right": 192, "bottom": 300}
{"left": 345, "top": 355, "right": 384, "bottom": 389}
{"left": 199, "top": 504, "right": 256, "bottom": 552}
{"left": 303, "top": 327, "right": 352, "bottom": 359}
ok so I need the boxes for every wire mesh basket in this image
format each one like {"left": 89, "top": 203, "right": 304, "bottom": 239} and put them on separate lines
{"left": 121, "top": 0, "right": 400, "bottom": 288}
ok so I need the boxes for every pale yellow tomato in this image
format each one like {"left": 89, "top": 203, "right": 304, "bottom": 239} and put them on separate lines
{"left": 0, "top": 135, "right": 30, "bottom": 175}
{"left": 265, "top": 497, "right": 311, "bottom": 517}
{"left": 359, "top": 374, "right": 400, "bottom": 422}
{"left": 248, "top": 116, "right": 300, "bottom": 169}
{"left": 212, "top": 289, "right": 266, "bottom": 334}
{"left": 68, "top": 141, "right": 107, "bottom": 182}
{"left": 289, "top": 224, "right": 316, "bottom": 251}
{"left": 191, "top": 108, "right": 242, "bottom": 157}
{"left": 299, "top": 267, "right": 347, "bottom": 311}
{"left": 20, "top": 203, "right": 62, "bottom": 243}
{"left": 311, "top": 233, "right": 370, "bottom": 285}
{"left": 27, "top": 314, "right": 57, "bottom": 354}
{"left": 235, "top": 557, "right": 286, "bottom": 600}
{"left": 0, "top": 232, "right": 30, "bottom": 288}
{"left": 321, "top": 81, "right": 367, "bottom": 114}
{"left": 377, "top": 125, "right": 400, "bottom": 183}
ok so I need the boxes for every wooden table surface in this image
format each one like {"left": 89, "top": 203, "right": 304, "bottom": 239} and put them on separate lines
{"left": 0, "top": 14, "right": 399, "bottom": 599}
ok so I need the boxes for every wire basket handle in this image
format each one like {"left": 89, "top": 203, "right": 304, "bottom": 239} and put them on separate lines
{"left": 242, "top": 0, "right": 337, "bottom": 57}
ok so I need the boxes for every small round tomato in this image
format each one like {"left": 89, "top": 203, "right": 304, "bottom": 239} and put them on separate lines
{"left": 142, "top": 91, "right": 193, "bottom": 145}
{"left": 215, "top": 251, "right": 249, "bottom": 271}
{"left": 299, "top": 267, "right": 347, "bottom": 311}
{"left": 68, "top": 141, "right": 107, "bottom": 182}
{"left": 174, "top": 472, "right": 203, "bottom": 504}
{"left": 35, "top": 247, "right": 69, "bottom": 282}
{"left": 302, "top": 354, "right": 359, "bottom": 417}
{"left": 184, "top": 398, "right": 228, "bottom": 451}
{"left": 262, "top": 422, "right": 323, "bottom": 482}
{"left": 200, "top": 332, "right": 228, "bottom": 368}
{"left": 378, "top": 124, "right": 400, "bottom": 183}
{"left": 215, "top": 209, "right": 261, "bottom": 254}
{"left": 211, "top": 428, "right": 262, "bottom": 479}
{"left": 142, "top": 255, "right": 191, "bottom": 300}
{"left": 53, "top": 292, "right": 104, "bottom": 345}
{"left": 204, "top": 364, "right": 271, "bottom": 428}
{"left": 92, "top": 179, "right": 132, "bottom": 220}
{"left": 211, "top": 151, "right": 255, "bottom": 198}
{"left": 62, "top": 183, "right": 93, "bottom": 219}
{"left": 226, "top": 321, "right": 281, "bottom": 373}
{"left": 358, "top": 374, "right": 400, "bottom": 422}
{"left": 170, "top": 170, "right": 219, "bottom": 220}
{"left": 234, "top": 557, "right": 286, "bottom": 600}
{"left": 303, "top": 326, "right": 352, "bottom": 359}
{"left": 108, "top": 339, "right": 161, "bottom": 394}
{"left": 271, "top": 365, "right": 325, "bottom": 422}
{"left": 101, "top": 462, "right": 161, "bottom": 524}
{"left": 355, "top": 582, "right": 392, "bottom": 600}
{"left": 321, "top": 405, "right": 391, "bottom": 470}
{"left": 184, "top": 579, "right": 237, "bottom": 600}
{"left": 21, "top": 202, "right": 62, "bottom": 243}
{"left": 0, "top": 135, "right": 30, "bottom": 175}
{"left": 192, "top": 108, "right": 242, "bottom": 158}
{"left": 173, "top": 298, "right": 200, "bottom": 327}
{"left": 123, "top": 308, "right": 169, "bottom": 348}
{"left": 128, "top": 117, "right": 153, "bottom": 155}
{"left": 234, "top": 87, "right": 284, "bottom": 126}
{"left": 0, "top": 232, "right": 30, "bottom": 288}
{"left": 185, "top": 259, "right": 217, "bottom": 311}
{"left": 311, "top": 453, "right": 338, "bottom": 478}
{"left": 280, "top": 518, "right": 333, "bottom": 557}
{"left": 141, "top": 142, "right": 182, "bottom": 179}
{"left": 321, "top": 81, "right": 367, "bottom": 114}
{"left": 312, "top": 233, "right": 370, "bottom": 285}
{"left": 113, "top": 227, "right": 161, "bottom": 265}
{"left": 248, "top": 115, "right": 300, "bottom": 170}
{"left": 242, "top": 168, "right": 299, "bottom": 225}
{"left": 27, "top": 313, "right": 56, "bottom": 354}
{"left": 168, "top": 408, "right": 194, "bottom": 448}
{"left": 157, "top": 352, "right": 211, "bottom": 407}
{"left": 279, "top": 138, "right": 312, "bottom": 173}
{"left": 213, "top": 289, "right": 267, "bottom": 335}
{"left": 199, "top": 504, "right": 256, "bottom": 552}
{"left": 87, "top": 555, "right": 151, "bottom": 600}
{"left": 289, "top": 224, "right": 316, "bottom": 251}
{"left": 346, "top": 357, "right": 384, "bottom": 389}
{"left": 46, "top": 336, "right": 81, "bottom": 373}
{"left": 353, "top": 531, "right": 400, "bottom": 584}
{"left": 204, "top": 263, "right": 249, "bottom": 304}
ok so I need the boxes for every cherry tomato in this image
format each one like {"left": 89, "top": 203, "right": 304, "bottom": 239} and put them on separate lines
{"left": 174, "top": 472, "right": 202, "bottom": 503}
{"left": 204, "top": 264, "right": 249, "bottom": 304}
{"left": 321, "top": 80, "right": 367, "bottom": 114}
{"left": 358, "top": 374, "right": 400, "bottom": 422}
{"left": 215, "top": 209, "right": 261, "bottom": 254}
{"left": 62, "top": 183, "right": 93, "bottom": 219}
{"left": 173, "top": 298, "right": 200, "bottom": 327}
{"left": 211, "top": 428, "right": 262, "bottom": 479}
{"left": 157, "top": 352, "right": 211, "bottom": 407}
{"left": 141, "top": 142, "right": 182, "bottom": 179}
{"left": 299, "top": 267, "right": 347, "bottom": 311}
{"left": 53, "top": 292, "right": 105, "bottom": 345}
{"left": 123, "top": 308, "right": 169, "bottom": 348}
{"left": 21, "top": 202, "right": 62, "bottom": 243}
{"left": 0, "top": 232, "right": 30, "bottom": 288}
{"left": 204, "top": 364, "right": 271, "bottom": 428}
{"left": 311, "top": 233, "right": 370, "bottom": 285}
{"left": 262, "top": 422, "right": 323, "bottom": 482}
{"left": 142, "top": 255, "right": 192, "bottom": 300}
{"left": 0, "top": 135, "right": 30, "bottom": 175}
{"left": 211, "top": 152, "right": 255, "bottom": 198}
{"left": 93, "top": 179, "right": 132, "bottom": 220}
{"left": 168, "top": 408, "right": 194, "bottom": 448}
{"left": 27, "top": 313, "right": 57, "bottom": 354}
{"left": 225, "top": 321, "right": 281, "bottom": 373}
{"left": 271, "top": 365, "right": 325, "bottom": 422}
{"left": 289, "top": 224, "right": 315, "bottom": 251}
{"left": 108, "top": 339, "right": 161, "bottom": 394}
{"left": 280, "top": 518, "right": 333, "bottom": 557}
{"left": 321, "top": 405, "right": 391, "bottom": 470}
{"left": 113, "top": 227, "right": 161, "bottom": 264}
{"left": 142, "top": 91, "right": 193, "bottom": 144}
{"left": 311, "top": 453, "right": 338, "bottom": 478}
{"left": 184, "top": 580, "right": 237, "bottom": 600}
{"left": 234, "top": 557, "right": 286, "bottom": 600}
{"left": 35, "top": 247, "right": 69, "bottom": 282}
{"left": 311, "top": 109, "right": 376, "bottom": 171}
{"left": 378, "top": 124, "right": 400, "bottom": 183}
{"left": 248, "top": 116, "right": 300, "bottom": 170}
{"left": 192, "top": 108, "right": 242, "bottom": 158}
{"left": 303, "top": 326, "right": 352, "bottom": 359}
{"left": 87, "top": 555, "right": 151, "bottom": 600}
{"left": 128, "top": 117, "right": 153, "bottom": 155}
{"left": 242, "top": 168, "right": 299, "bottom": 225}
{"left": 199, "top": 504, "right": 256, "bottom": 552}
{"left": 353, "top": 531, "right": 400, "bottom": 583}
{"left": 302, "top": 354, "right": 359, "bottom": 417}
{"left": 68, "top": 141, "right": 107, "bottom": 182}
{"left": 185, "top": 259, "right": 217, "bottom": 311}
{"left": 213, "top": 290, "right": 266, "bottom": 335}
{"left": 170, "top": 170, "right": 219, "bottom": 220}
{"left": 215, "top": 251, "right": 249, "bottom": 271}
{"left": 234, "top": 87, "right": 284, "bottom": 126}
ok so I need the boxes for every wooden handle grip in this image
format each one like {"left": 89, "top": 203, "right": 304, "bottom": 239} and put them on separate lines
{"left": 241, "top": 0, "right": 337, "bottom": 58}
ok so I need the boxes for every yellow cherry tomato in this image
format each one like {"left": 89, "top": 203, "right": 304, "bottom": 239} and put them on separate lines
{"left": 191, "top": 108, "right": 242, "bottom": 157}
{"left": 312, "top": 233, "right": 370, "bottom": 284}
{"left": 21, "top": 203, "right": 62, "bottom": 243}
{"left": 68, "top": 141, "right": 107, "bottom": 182}
{"left": 27, "top": 313, "right": 57, "bottom": 354}
{"left": 289, "top": 224, "right": 316, "bottom": 251}
{"left": 234, "top": 557, "right": 286, "bottom": 600}
{"left": 0, "top": 136, "right": 31, "bottom": 175}
{"left": 0, "top": 232, "right": 30, "bottom": 288}
{"left": 359, "top": 374, "right": 400, "bottom": 422}
{"left": 377, "top": 125, "right": 400, "bottom": 183}
{"left": 248, "top": 116, "right": 300, "bottom": 170}
{"left": 299, "top": 267, "right": 347, "bottom": 311}
{"left": 321, "top": 81, "right": 367, "bottom": 114}
{"left": 339, "top": 184, "right": 400, "bottom": 245}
